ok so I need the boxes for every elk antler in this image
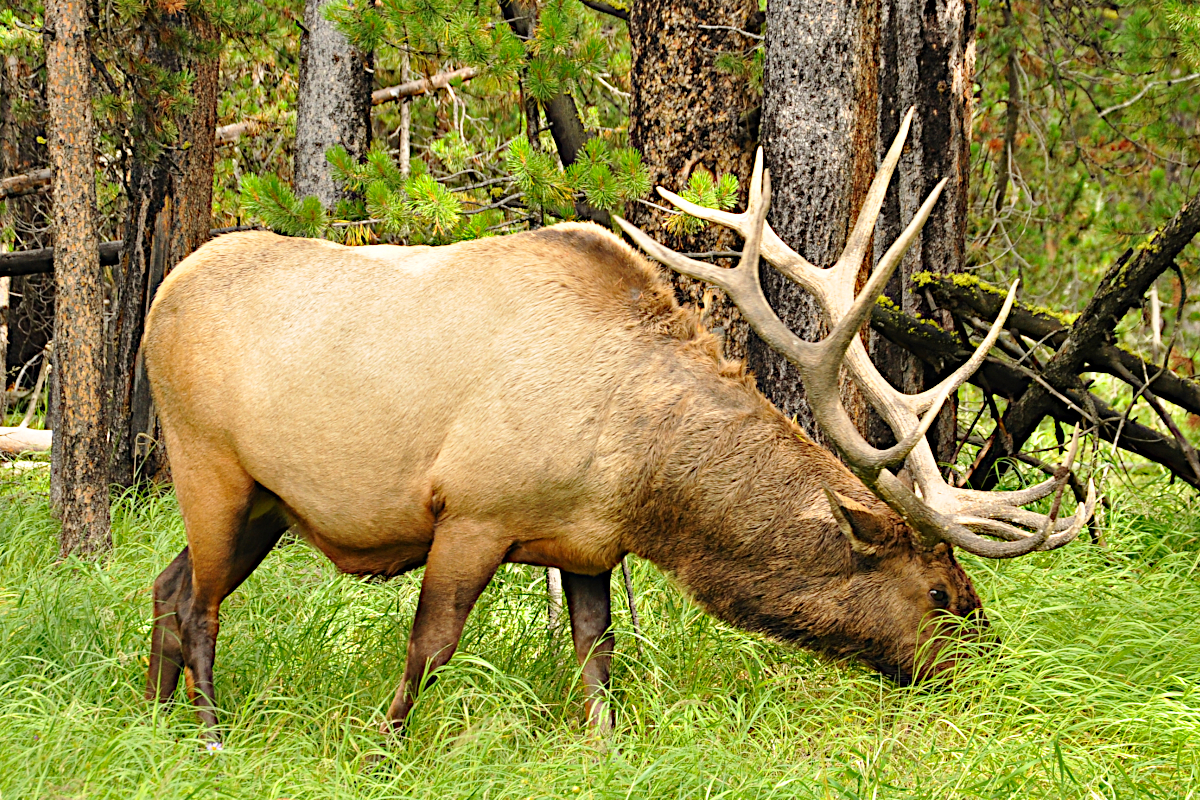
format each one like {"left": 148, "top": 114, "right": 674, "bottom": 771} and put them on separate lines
{"left": 614, "top": 107, "right": 1096, "bottom": 559}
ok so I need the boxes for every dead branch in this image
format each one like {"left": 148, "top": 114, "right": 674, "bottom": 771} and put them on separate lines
{"left": 0, "top": 427, "right": 52, "bottom": 454}
{"left": 371, "top": 67, "right": 480, "bottom": 106}
{"left": 215, "top": 119, "right": 267, "bottom": 146}
{"left": 965, "top": 195, "right": 1200, "bottom": 488}
{"left": 621, "top": 558, "right": 644, "bottom": 659}
{"left": 546, "top": 567, "right": 564, "bottom": 629}
{"left": 18, "top": 351, "right": 50, "bottom": 430}
{"left": 922, "top": 273, "right": 1200, "bottom": 416}
{"left": 871, "top": 302, "right": 1200, "bottom": 489}
{"left": 0, "top": 168, "right": 51, "bottom": 200}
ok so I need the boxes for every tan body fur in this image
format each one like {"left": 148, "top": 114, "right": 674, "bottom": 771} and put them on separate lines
{"left": 143, "top": 224, "right": 984, "bottom": 740}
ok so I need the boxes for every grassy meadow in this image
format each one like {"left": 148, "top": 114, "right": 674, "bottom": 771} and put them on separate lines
{"left": 1, "top": 466, "right": 1199, "bottom": 799}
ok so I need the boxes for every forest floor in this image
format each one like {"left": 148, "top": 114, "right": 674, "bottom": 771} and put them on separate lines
{"left": 0, "top": 467, "right": 1198, "bottom": 799}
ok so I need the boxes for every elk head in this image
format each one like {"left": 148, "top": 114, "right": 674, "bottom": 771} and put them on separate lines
{"left": 616, "top": 108, "right": 1096, "bottom": 682}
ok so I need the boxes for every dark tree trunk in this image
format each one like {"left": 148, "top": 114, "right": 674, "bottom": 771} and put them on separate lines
{"left": 627, "top": 0, "right": 759, "bottom": 360}
{"left": 44, "top": 0, "right": 111, "bottom": 557}
{"left": 1, "top": 40, "right": 55, "bottom": 384}
{"left": 294, "top": 0, "right": 373, "bottom": 207}
{"left": 759, "top": 0, "right": 974, "bottom": 456}
{"left": 108, "top": 13, "right": 220, "bottom": 488}
{"left": 500, "top": 0, "right": 608, "bottom": 225}
{"left": 872, "top": 0, "right": 975, "bottom": 461}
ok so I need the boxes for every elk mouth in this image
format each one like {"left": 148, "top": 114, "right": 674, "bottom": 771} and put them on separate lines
{"left": 862, "top": 611, "right": 996, "bottom": 688}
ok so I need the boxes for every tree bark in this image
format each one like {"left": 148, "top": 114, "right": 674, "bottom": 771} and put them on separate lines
{"left": 871, "top": 0, "right": 975, "bottom": 460}
{"left": 44, "top": 0, "right": 111, "bottom": 557}
{"left": 107, "top": 11, "right": 219, "bottom": 488}
{"left": 757, "top": 0, "right": 881, "bottom": 442}
{"left": 759, "top": 0, "right": 974, "bottom": 455}
{"left": 294, "top": 0, "right": 373, "bottom": 207}
{"left": 627, "top": 0, "right": 759, "bottom": 361}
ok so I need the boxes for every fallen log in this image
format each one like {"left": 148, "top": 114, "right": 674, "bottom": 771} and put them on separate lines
{"left": 0, "top": 226, "right": 259, "bottom": 277}
{"left": 871, "top": 302, "right": 1200, "bottom": 490}
{"left": 1, "top": 460, "right": 49, "bottom": 473}
{"left": 959, "top": 196, "right": 1200, "bottom": 489}
{"left": 0, "top": 427, "right": 52, "bottom": 454}
{"left": 919, "top": 272, "right": 1200, "bottom": 417}
{"left": 0, "top": 240, "right": 123, "bottom": 277}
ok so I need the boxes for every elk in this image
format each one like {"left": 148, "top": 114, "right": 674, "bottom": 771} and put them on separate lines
{"left": 143, "top": 110, "right": 1094, "bottom": 743}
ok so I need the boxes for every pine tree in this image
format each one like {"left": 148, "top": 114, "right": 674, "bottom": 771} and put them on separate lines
{"left": 239, "top": 0, "right": 649, "bottom": 245}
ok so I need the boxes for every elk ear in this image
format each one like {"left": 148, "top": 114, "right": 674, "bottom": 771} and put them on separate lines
{"left": 823, "top": 485, "right": 889, "bottom": 555}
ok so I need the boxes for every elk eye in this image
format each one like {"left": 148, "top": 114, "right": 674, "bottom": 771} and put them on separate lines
{"left": 929, "top": 588, "right": 949, "bottom": 606}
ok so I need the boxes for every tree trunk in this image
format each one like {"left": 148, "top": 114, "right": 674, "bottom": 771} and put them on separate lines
{"left": 500, "top": 0, "right": 609, "bottom": 225}
{"left": 757, "top": 0, "right": 881, "bottom": 443}
{"left": 627, "top": 0, "right": 758, "bottom": 360}
{"left": 871, "top": 0, "right": 975, "bottom": 461}
{"left": 759, "top": 0, "right": 974, "bottom": 456}
{"left": 108, "top": 12, "right": 219, "bottom": 488}
{"left": 44, "top": 0, "right": 111, "bottom": 557}
{"left": 294, "top": 0, "right": 373, "bottom": 207}
{"left": 2, "top": 46, "right": 55, "bottom": 385}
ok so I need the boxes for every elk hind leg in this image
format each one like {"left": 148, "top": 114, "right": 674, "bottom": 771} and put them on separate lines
{"left": 146, "top": 547, "right": 191, "bottom": 702}
{"left": 562, "top": 570, "right": 615, "bottom": 734}
{"left": 166, "top": 455, "right": 287, "bottom": 738}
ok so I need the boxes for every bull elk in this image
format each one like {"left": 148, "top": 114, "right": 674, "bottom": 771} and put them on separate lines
{"left": 143, "top": 110, "right": 1094, "bottom": 743}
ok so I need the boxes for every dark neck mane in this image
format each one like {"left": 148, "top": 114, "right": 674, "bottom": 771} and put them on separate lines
{"left": 617, "top": 365, "right": 892, "bottom": 648}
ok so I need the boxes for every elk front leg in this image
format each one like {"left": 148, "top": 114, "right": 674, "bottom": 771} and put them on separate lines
{"left": 562, "top": 570, "right": 615, "bottom": 734}
{"left": 383, "top": 522, "right": 509, "bottom": 735}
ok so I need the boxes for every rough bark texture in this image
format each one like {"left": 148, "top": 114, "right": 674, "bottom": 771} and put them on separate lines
{"left": 294, "top": 0, "right": 373, "bottom": 207}
{"left": 627, "top": 0, "right": 759, "bottom": 361}
{"left": 759, "top": 0, "right": 974, "bottom": 455}
{"left": 758, "top": 0, "right": 880, "bottom": 443}
{"left": 108, "top": 13, "right": 219, "bottom": 488}
{"left": 44, "top": 0, "right": 112, "bottom": 557}
{"left": 871, "top": 0, "right": 975, "bottom": 460}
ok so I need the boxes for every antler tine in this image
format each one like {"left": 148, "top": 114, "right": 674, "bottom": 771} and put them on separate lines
{"left": 614, "top": 217, "right": 737, "bottom": 291}
{"left": 1042, "top": 478, "right": 1097, "bottom": 550}
{"left": 832, "top": 107, "right": 916, "bottom": 285}
{"left": 616, "top": 161, "right": 827, "bottom": 373}
{"left": 618, "top": 108, "right": 1097, "bottom": 560}
{"left": 655, "top": 149, "right": 823, "bottom": 290}
{"left": 908, "top": 281, "right": 1018, "bottom": 414}
{"left": 924, "top": 426, "right": 1093, "bottom": 554}
{"left": 796, "top": 178, "right": 954, "bottom": 475}
{"left": 874, "top": 469, "right": 1053, "bottom": 557}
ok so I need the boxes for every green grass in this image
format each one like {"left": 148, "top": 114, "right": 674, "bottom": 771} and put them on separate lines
{"left": 1, "top": 471, "right": 1199, "bottom": 799}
